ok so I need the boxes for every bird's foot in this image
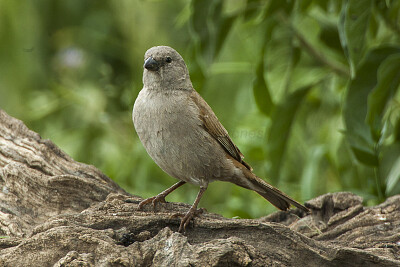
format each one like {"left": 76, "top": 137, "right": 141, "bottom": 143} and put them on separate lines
{"left": 137, "top": 194, "right": 167, "bottom": 210}
{"left": 176, "top": 207, "right": 205, "bottom": 233}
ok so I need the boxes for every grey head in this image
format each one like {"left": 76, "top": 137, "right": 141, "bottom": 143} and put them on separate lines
{"left": 143, "top": 46, "right": 193, "bottom": 91}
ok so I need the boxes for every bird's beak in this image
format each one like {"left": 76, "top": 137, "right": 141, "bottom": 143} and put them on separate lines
{"left": 144, "top": 57, "right": 160, "bottom": 71}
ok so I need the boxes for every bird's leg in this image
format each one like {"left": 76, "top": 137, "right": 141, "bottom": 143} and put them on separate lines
{"left": 138, "top": 181, "right": 186, "bottom": 209}
{"left": 178, "top": 186, "right": 207, "bottom": 233}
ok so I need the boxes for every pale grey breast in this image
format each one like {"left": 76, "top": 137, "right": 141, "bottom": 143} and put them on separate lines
{"left": 133, "top": 88, "right": 232, "bottom": 186}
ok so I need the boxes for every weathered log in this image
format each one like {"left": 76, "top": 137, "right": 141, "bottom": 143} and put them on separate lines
{"left": 0, "top": 109, "right": 399, "bottom": 266}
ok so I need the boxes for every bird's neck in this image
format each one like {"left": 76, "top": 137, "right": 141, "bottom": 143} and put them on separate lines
{"left": 143, "top": 73, "right": 194, "bottom": 92}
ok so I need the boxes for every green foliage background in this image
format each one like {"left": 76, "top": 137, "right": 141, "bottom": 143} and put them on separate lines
{"left": 1, "top": 0, "right": 399, "bottom": 219}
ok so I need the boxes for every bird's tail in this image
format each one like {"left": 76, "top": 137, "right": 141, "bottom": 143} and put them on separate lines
{"left": 233, "top": 168, "right": 309, "bottom": 213}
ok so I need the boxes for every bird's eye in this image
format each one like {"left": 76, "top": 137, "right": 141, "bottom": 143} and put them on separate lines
{"left": 165, "top": 56, "right": 172, "bottom": 63}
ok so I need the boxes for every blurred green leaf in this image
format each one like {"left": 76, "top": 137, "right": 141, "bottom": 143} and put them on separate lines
{"left": 338, "top": 0, "right": 372, "bottom": 77}
{"left": 191, "top": 0, "right": 212, "bottom": 59}
{"left": 190, "top": 0, "right": 235, "bottom": 63}
{"left": 384, "top": 145, "right": 400, "bottom": 194}
{"left": 319, "top": 23, "right": 343, "bottom": 52}
{"left": 264, "top": 0, "right": 295, "bottom": 17}
{"left": 266, "top": 85, "right": 312, "bottom": 183}
{"left": 367, "top": 53, "right": 400, "bottom": 140}
{"left": 344, "top": 136, "right": 378, "bottom": 166}
{"left": 253, "top": 23, "right": 274, "bottom": 116}
{"left": 214, "top": 15, "right": 235, "bottom": 60}
{"left": 243, "top": 0, "right": 265, "bottom": 20}
{"left": 394, "top": 117, "right": 400, "bottom": 142}
{"left": 343, "top": 47, "right": 400, "bottom": 166}
{"left": 291, "top": 46, "right": 301, "bottom": 69}
{"left": 386, "top": 160, "right": 400, "bottom": 195}
{"left": 253, "top": 55, "right": 273, "bottom": 116}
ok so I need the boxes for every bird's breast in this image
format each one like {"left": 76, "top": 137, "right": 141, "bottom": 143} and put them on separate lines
{"left": 133, "top": 89, "right": 198, "bottom": 140}
{"left": 133, "top": 89, "right": 206, "bottom": 183}
{"left": 132, "top": 88, "right": 236, "bottom": 186}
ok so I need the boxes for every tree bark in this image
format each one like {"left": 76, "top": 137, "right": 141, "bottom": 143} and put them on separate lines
{"left": 0, "top": 109, "right": 398, "bottom": 266}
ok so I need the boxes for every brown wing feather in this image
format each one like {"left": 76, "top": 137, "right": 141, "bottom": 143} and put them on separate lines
{"left": 190, "top": 91, "right": 252, "bottom": 171}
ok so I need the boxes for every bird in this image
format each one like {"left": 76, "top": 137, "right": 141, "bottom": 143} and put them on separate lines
{"left": 132, "top": 46, "right": 309, "bottom": 232}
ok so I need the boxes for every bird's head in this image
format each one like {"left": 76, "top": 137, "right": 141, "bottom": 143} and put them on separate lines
{"left": 143, "top": 46, "right": 192, "bottom": 91}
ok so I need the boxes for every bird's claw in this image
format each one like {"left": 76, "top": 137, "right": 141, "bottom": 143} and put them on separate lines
{"left": 177, "top": 207, "right": 205, "bottom": 233}
{"left": 138, "top": 195, "right": 166, "bottom": 210}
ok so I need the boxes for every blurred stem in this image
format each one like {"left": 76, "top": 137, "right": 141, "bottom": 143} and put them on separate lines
{"left": 374, "top": 167, "right": 384, "bottom": 201}
{"left": 276, "top": 13, "right": 350, "bottom": 78}
{"left": 374, "top": 141, "right": 384, "bottom": 201}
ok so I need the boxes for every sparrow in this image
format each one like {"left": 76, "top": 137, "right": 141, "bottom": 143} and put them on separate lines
{"left": 133, "top": 46, "right": 309, "bottom": 232}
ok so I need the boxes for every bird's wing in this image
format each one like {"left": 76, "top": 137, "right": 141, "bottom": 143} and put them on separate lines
{"left": 190, "top": 90, "right": 252, "bottom": 171}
